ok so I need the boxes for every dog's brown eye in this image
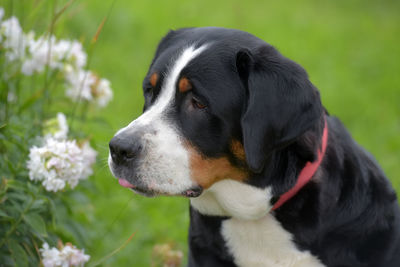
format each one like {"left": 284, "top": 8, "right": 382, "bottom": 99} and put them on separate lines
{"left": 192, "top": 97, "right": 206, "bottom": 109}
{"left": 145, "top": 87, "right": 153, "bottom": 96}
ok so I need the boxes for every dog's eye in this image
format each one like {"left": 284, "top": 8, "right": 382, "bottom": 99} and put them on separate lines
{"left": 144, "top": 87, "right": 153, "bottom": 97}
{"left": 191, "top": 96, "right": 206, "bottom": 109}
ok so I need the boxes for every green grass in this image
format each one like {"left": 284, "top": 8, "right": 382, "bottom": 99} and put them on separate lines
{"left": 3, "top": 0, "right": 400, "bottom": 266}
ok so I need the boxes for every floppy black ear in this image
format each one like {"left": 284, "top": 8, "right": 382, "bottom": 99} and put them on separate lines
{"left": 237, "top": 46, "right": 323, "bottom": 173}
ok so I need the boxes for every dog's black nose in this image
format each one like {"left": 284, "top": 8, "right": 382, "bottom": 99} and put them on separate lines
{"left": 109, "top": 135, "right": 142, "bottom": 165}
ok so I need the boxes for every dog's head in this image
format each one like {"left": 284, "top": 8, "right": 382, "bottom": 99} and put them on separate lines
{"left": 108, "top": 27, "right": 323, "bottom": 197}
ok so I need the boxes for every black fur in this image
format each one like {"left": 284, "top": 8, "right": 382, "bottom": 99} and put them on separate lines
{"left": 142, "top": 27, "right": 400, "bottom": 267}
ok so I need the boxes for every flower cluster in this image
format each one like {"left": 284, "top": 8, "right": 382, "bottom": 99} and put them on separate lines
{"left": 65, "top": 69, "right": 113, "bottom": 108}
{"left": 27, "top": 113, "right": 97, "bottom": 192}
{"left": 0, "top": 11, "right": 28, "bottom": 63}
{"left": 1, "top": 5, "right": 106, "bottom": 265}
{"left": 0, "top": 7, "right": 112, "bottom": 108}
{"left": 27, "top": 138, "right": 96, "bottom": 192}
{"left": 152, "top": 243, "right": 183, "bottom": 267}
{"left": 40, "top": 242, "right": 90, "bottom": 267}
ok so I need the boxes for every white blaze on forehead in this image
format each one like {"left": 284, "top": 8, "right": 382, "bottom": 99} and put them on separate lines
{"left": 111, "top": 44, "right": 208, "bottom": 194}
{"left": 131, "top": 44, "right": 208, "bottom": 128}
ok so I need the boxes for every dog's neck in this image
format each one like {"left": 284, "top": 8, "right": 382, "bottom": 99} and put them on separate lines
{"left": 190, "top": 179, "right": 273, "bottom": 220}
{"left": 271, "top": 118, "right": 328, "bottom": 210}
{"left": 191, "top": 116, "right": 327, "bottom": 219}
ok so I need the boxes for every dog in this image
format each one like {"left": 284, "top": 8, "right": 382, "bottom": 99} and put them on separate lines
{"left": 108, "top": 27, "right": 400, "bottom": 267}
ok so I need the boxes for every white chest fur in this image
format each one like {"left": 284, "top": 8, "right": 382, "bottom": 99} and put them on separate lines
{"left": 190, "top": 180, "right": 325, "bottom": 267}
{"left": 222, "top": 215, "right": 324, "bottom": 267}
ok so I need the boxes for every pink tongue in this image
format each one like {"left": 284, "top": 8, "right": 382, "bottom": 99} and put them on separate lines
{"left": 118, "top": 179, "right": 135, "bottom": 188}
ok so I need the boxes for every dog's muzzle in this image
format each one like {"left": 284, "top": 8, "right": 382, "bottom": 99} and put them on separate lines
{"left": 108, "top": 127, "right": 203, "bottom": 198}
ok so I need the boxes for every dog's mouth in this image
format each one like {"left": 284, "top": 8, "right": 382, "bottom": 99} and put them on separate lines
{"left": 117, "top": 178, "right": 203, "bottom": 198}
{"left": 118, "top": 178, "right": 137, "bottom": 188}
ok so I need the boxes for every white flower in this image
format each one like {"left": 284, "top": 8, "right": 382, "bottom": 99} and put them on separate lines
{"left": 80, "top": 141, "right": 97, "bottom": 178}
{"left": 43, "top": 113, "right": 69, "bottom": 140}
{"left": 93, "top": 78, "right": 113, "bottom": 107}
{"left": 55, "top": 113, "right": 69, "bottom": 140}
{"left": 65, "top": 70, "right": 96, "bottom": 102}
{"left": 61, "top": 244, "right": 90, "bottom": 267}
{"left": 7, "top": 91, "right": 16, "bottom": 102}
{"left": 21, "top": 36, "right": 87, "bottom": 75}
{"left": 0, "top": 11, "right": 111, "bottom": 107}
{"left": 49, "top": 39, "right": 87, "bottom": 71}
{"left": 41, "top": 243, "right": 63, "bottom": 267}
{"left": 27, "top": 137, "right": 96, "bottom": 192}
{"left": 40, "top": 242, "right": 90, "bottom": 267}
{"left": 0, "top": 16, "right": 27, "bottom": 61}
{"left": 21, "top": 35, "right": 56, "bottom": 75}
{"left": 65, "top": 70, "right": 113, "bottom": 108}
{"left": 57, "top": 40, "right": 87, "bottom": 70}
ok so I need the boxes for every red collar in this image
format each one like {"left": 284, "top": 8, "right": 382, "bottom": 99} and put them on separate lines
{"left": 271, "top": 118, "right": 328, "bottom": 211}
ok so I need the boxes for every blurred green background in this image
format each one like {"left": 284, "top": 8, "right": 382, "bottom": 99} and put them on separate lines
{"left": 3, "top": 0, "right": 400, "bottom": 265}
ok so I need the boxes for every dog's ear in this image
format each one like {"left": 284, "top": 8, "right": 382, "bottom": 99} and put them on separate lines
{"left": 236, "top": 46, "right": 323, "bottom": 173}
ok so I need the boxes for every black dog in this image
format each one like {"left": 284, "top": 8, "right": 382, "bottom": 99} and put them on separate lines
{"left": 108, "top": 27, "right": 400, "bottom": 267}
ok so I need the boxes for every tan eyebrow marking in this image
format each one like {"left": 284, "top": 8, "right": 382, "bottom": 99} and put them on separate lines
{"left": 150, "top": 72, "right": 159, "bottom": 87}
{"left": 178, "top": 77, "right": 192, "bottom": 93}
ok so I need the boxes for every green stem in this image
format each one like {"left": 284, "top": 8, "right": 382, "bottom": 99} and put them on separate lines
{"left": 88, "top": 232, "right": 136, "bottom": 267}
{"left": 39, "top": 0, "right": 57, "bottom": 123}
{"left": 0, "top": 80, "right": 9, "bottom": 123}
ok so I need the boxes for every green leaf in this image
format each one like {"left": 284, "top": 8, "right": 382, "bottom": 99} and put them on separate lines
{"left": 0, "top": 210, "right": 13, "bottom": 221}
{"left": 27, "top": 182, "right": 40, "bottom": 194}
{"left": 0, "top": 255, "right": 16, "bottom": 266}
{"left": 0, "top": 210, "right": 8, "bottom": 217}
{"left": 8, "top": 239, "right": 28, "bottom": 267}
{"left": 30, "top": 198, "right": 47, "bottom": 212}
{"left": 23, "top": 212, "right": 47, "bottom": 237}
{"left": 9, "top": 199, "right": 24, "bottom": 213}
{"left": 47, "top": 197, "right": 58, "bottom": 228}
{"left": 6, "top": 160, "right": 17, "bottom": 176}
{"left": 6, "top": 192, "right": 31, "bottom": 203}
{"left": 7, "top": 179, "right": 29, "bottom": 192}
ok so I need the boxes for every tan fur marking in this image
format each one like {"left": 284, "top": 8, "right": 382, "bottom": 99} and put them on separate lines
{"left": 187, "top": 145, "right": 248, "bottom": 189}
{"left": 178, "top": 77, "right": 192, "bottom": 93}
{"left": 231, "top": 140, "right": 246, "bottom": 161}
{"left": 150, "top": 72, "right": 158, "bottom": 87}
